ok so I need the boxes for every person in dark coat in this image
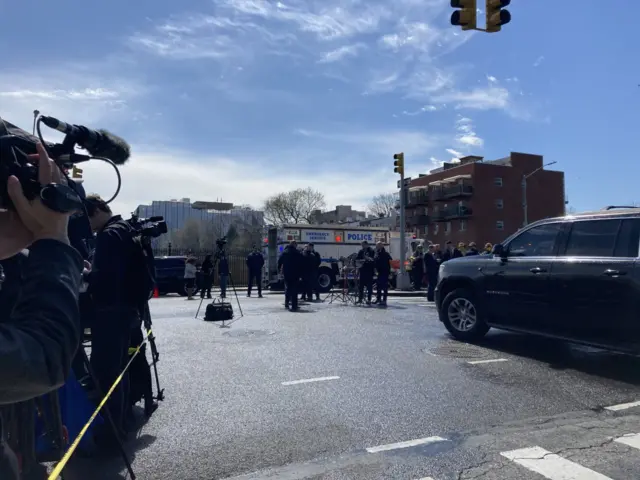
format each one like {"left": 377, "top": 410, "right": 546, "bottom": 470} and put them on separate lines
{"left": 278, "top": 241, "right": 303, "bottom": 310}
{"left": 411, "top": 246, "right": 424, "bottom": 290}
{"left": 246, "top": 246, "right": 265, "bottom": 297}
{"left": 442, "top": 241, "right": 463, "bottom": 262}
{"left": 218, "top": 254, "right": 230, "bottom": 298}
{"left": 356, "top": 240, "right": 376, "bottom": 304}
{"left": 465, "top": 242, "right": 479, "bottom": 256}
{"left": 301, "top": 243, "right": 322, "bottom": 301}
{"left": 200, "top": 254, "right": 214, "bottom": 299}
{"left": 373, "top": 241, "right": 392, "bottom": 306}
{"left": 425, "top": 244, "right": 439, "bottom": 302}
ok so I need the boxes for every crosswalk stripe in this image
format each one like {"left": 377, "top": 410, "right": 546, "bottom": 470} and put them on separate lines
{"left": 615, "top": 432, "right": 640, "bottom": 450}
{"left": 501, "top": 446, "right": 614, "bottom": 480}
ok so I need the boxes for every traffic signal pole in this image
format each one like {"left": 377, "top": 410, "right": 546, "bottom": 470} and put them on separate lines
{"left": 398, "top": 170, "right": 410, "bottom": 291}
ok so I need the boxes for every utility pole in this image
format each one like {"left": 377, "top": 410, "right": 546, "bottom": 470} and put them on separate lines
{"left": 522, "top": 160, "right": 557, "bottom": 227}
{"left": 394, "top": 153, "right": 410, "bottom": 290}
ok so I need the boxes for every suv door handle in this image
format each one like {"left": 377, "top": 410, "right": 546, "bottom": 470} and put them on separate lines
{"left": 603, "top": 269, "right": 627, "bottom": 276}
{"left": 529, "top": 267, "right": 547, "bottom": 274}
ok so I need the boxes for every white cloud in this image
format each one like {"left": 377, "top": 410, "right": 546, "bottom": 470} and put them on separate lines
{"left": 446, "top": 148, "right": 462, "bottom": 157}
{"left": 454, "top": 116, "right": 484, "bottom": 148}
{"left": 533, "top": 55, "right": 545, "bottom": 67}
{"left": 318, "top": 43, "right": 366, "bottom": 63}
{"left": 486, "top": 75, "right": 497, "bottom": 83}
{"left": 401, "top": 104, "right": 438, "bottom": 116}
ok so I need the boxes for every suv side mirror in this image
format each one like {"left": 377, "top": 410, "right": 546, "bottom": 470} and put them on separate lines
{"left": 493, "top": 243, "right": 507, "bottom": 257}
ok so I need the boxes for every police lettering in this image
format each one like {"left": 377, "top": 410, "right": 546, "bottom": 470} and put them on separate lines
{"left": 347, "top": 233, "right": 373, "bottom": 241}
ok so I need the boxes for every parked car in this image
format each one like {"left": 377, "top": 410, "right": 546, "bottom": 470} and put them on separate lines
{"left": 435, "top": 207, "right": 640, "bottom": 354}
{"left": 154, "top": 256, "right": 199, "bottom": 296}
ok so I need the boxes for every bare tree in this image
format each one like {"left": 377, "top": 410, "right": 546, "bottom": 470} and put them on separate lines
{"left": 263, "top": 187, "right": 326, "bottom": 225}
{"left": 368, "top": 193, "right": 398, "bottom": 218}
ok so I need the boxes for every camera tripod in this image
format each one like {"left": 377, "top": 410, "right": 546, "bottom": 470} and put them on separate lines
{"left": 195, "top": 249, "right": 243, "bottom": 325}
{"left": 323, "top": 263, "right": 358, "bottom": 305}
{"left": 142, "top": 301, "right": 164, "bottom": 404}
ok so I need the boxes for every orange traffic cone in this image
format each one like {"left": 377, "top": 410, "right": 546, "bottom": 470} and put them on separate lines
{"left": 153, "top": 286, "right": 160, "bottom": 298}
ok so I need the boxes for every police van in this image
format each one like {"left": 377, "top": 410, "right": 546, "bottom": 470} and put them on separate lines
{"left": 263, "top": 225, "right": 390, "bottom": 292}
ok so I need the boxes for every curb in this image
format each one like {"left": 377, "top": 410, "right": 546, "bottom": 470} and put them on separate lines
{"left": 266, "top": 290, "right": 427, "bottom": 298}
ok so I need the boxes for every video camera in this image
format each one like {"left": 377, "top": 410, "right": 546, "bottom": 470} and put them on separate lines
{"left": 216, "top": 237, "right": 227, "bottom": 249}
{"left": 128, "top": 213, "right": 168, "bottom": 239}
{"left": 0, "top": 113, "right": 130, "bottom": 213}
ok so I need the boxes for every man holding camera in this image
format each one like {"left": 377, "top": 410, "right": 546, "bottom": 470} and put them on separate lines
{"left": 84, "top": 195, "right": 148, "bottom": 445}
{"left": 0, "top": 144, "right": 83, "bottom": 478}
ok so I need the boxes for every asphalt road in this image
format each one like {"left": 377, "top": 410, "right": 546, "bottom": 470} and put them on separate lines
{"left": 64, "top": 292, "right": 640, "bottom": 480}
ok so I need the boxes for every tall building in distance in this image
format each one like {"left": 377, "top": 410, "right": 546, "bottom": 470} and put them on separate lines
{"left": 135, "top": 198, "right": 264, "bottom": 239}
{"left": 309, "top": 205, "right": 369, "bottom": 224}
{"left": 405, "top": 152, "right": 565, "bottom": 245}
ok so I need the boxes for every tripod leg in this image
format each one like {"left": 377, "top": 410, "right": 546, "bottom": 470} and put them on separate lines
{"left": 143, "top": 303, "right": 163, "bottom": 403}
{"left": 81, "top": 350, "right": 136, "bottom": 480}
{"left": 228, "top": 274, "right": 244, "bottom": 317}
{"left": 195, "top": 295, "right": 205, "bottom": 319}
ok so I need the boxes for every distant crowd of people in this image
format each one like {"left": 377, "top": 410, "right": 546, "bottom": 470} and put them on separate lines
{"left": 410, "top": 241, "right": 493, "bottom": 301}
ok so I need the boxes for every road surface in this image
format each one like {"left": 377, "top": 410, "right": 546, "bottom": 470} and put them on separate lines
{"left": 65, "top": 293, "right": 640, "bottom": 479}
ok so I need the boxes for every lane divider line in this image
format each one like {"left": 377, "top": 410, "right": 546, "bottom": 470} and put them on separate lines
{"left": 604, "top": 400, "right": 640, "bottom": 412}
{"left": 614, "top": 432, "right": 640, "bottom": 450}
{"left": 281, "top": 376, "right": 340, "bottom": 386}
{"left": 467, "top": 358, "right": 509, "bottom": 365}
{"left": 500, "top": 446, "right": 614, "bottom": 480}
{"left": 366, "top": 436, "right": 447, "bottom": 454}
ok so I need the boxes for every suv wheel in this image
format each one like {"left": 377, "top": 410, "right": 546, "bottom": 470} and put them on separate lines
{"left": 440, "top": 288, "right": 489, "bottom": 341}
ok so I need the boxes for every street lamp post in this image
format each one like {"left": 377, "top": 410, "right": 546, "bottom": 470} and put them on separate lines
{"left": 522, "top": 161, "right": 557, "bottom": 227}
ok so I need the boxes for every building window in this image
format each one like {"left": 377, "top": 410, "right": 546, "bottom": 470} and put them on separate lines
{"left": 425, "top": 225, "right": 429, "bottom": 235}
{"left": 445, "top": 222, "right": 451, "bottom": 234}
{"left": 460, "top": 219, "right": 467, "bottom": 231}
{"left": 496, "top": 220, "right": 504, "bottom": 230}
{"left": 494, "top": 177, "right": 503, "bottom": 187}
{"left": 495, "top": 199, "right": 504, "bottom": 209}
{"left": 434, "top": 224, "right": 439, "bottom": 234}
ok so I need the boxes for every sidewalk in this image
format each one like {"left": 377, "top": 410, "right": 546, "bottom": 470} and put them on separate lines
{"left": 266, "top": 289, "right": 427, "bottom": 298}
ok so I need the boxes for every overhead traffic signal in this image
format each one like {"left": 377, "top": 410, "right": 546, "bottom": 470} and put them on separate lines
{"left": 393, "top": 152, "right": 405, "bottom": 176}
{"left": 72, "top": 166, "right": 83, "bottom": 179}
{"left": 450, "top": 0, "right": 477, "bottom": 31}
{"left": 486, "top": 0, "right": 511, "bottom": 33}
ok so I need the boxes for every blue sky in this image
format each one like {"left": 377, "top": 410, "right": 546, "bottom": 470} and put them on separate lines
{"left": 1, "top": 0, "right": 638, "bottom": 215}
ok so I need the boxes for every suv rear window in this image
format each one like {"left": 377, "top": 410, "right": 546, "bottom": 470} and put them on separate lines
{"left": 562, "top": 218, "right": 640, "bottom": 258}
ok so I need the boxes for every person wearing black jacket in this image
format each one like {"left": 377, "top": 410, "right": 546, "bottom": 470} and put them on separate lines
{"left": 411, "top": 246, "right": 424, "bottom": 290}
{"left": 424, "top": 244, "right": 439, "bottom": 302}
{"left": 373, "top": 242, "right": 392, "bottom": 306}
{"left": 356, "top": 240, "right": 376, "bottom": 304}
{"left": 301, "top": 243, "right": 321, "bottom": 301}
{"left": 278, "top": 241, "right": 302, "bottom": 311}
{"left": 246, "top": 247, "right": 264, "bottom": 297}
{"left": 0, "top": 143, "right": 83, "bottom": 479}
{"left": 200, "top": 254, "right": 214, "bottom": 299}
{"left": 442, "top": 241, "right": 463, "bottom": 262}
{"left": 84, "top": 195, "right": 143, "bottom": 444}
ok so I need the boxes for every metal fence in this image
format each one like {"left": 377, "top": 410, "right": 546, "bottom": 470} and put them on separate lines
{"left": 153, "top": 248, "right": 252, "bottom": 285}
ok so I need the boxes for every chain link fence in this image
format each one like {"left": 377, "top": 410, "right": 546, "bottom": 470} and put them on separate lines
{"left": 153, "top": 247, "right": 252, "bottom": 285}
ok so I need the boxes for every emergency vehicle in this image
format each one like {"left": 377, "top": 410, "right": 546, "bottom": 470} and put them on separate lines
{"left": 263, "top": 225, "right": 423, "bottom": 292}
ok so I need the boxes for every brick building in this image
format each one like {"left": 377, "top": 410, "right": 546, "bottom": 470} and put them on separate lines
{"left": 405, "top": 152, "right": 565, "bottom": 246}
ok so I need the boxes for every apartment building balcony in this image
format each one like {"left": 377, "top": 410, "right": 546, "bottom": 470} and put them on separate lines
{"left": 433, "top": 206, "right": 473, "bottom": 222}
{"left": 406, "top": 188, "right": 429, "bottom": 208}
{"left": 430, "top": 175, "right": 473, "bottom": 201}
{"left": 406, "top": 214, "right": 430, "bottom": 227}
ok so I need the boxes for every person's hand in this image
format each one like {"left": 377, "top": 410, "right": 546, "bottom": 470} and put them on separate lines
{"left": 4, "top": 143, "right": 70, "bottom": 251}
{"left": 82, "top": 260, "right": 92, "bottom": 276}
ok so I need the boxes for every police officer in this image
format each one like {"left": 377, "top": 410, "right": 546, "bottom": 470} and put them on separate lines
{"left": 246, "top": 246, "right": 264, "bottom": 298}
{"left": 373, "top": 241, "right": 392, "bottom": 306}
{"left": 356, "top": 240, "right": 375, "bottom": 304}
{"left": 301, "top": 243, "right": 321, "bottom": 301}
{"left": 0, "top": 143, "right": 83, "bottom": 478}
{"left": 278, "top": 240, "right": 303, "bottom": 311}
{"left": 84, "top": 195, "right": 142, "bottom": 445}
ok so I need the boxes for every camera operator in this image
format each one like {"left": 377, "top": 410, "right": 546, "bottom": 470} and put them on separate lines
{"left": 83, "top": 195, "right": 145, "bottom": 447}
{"left": 218, "top": 250, "right": 230, "bottom": 299}
{"left": 0, "top": 144, "right": 83, "bottom": 478}
{"left": 246, "top": 246, "right": 264, "bottom": 298}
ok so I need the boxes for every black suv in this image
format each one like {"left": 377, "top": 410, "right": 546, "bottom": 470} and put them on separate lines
{"left": 435, "top": 207, "right": 640, "bottom": 353}
{"left": 154, "top": 256, "right": 197, "bottom": 296}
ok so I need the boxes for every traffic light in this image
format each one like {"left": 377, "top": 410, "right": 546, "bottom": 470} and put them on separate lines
{"left": 450, "top": 0, "right": 477, "bottom": 31}
{"left": 393, "top": 152, "right": 404, "bottom": 176}
{"left": 72, "top": 166, "right": 83, "bottom": 179}
{"left": 486, "top": 0, "right": 511, "bottom": 33}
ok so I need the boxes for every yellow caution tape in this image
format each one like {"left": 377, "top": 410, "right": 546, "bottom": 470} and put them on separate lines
{"left": 47, "top": 329, "right": 152, "bottom": 480}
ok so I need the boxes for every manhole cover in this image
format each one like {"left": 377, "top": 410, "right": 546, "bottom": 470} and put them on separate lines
{"left": 428, "top": 343, "right": 492, "bottom": 359}
{"left": 222, "top": 329, "right": 276, "bottom": 338}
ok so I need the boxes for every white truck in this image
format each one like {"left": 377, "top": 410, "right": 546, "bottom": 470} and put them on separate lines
{"left": 263, "top": 225, "right": 423, "bottom": 291}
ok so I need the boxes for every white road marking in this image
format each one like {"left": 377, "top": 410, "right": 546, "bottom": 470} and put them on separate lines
{"left": 604, "top": 400, "right": 640, "bottom": 411}
{"left": 467, "top": 358, "right": 509, "bottom": 365}
{"left": 418, "top": 303, "right": 437, "bottom": 307}
{"left": 366, "top": 436, "right": 447, "bottom": 453}
{"left": 414, "top": 477, "right": 435, "bottom": 480}
{"left": 501, "top": 446, "right": 614, "bottom": 479}
{"left": 615, "top": 432, "right": 640, "bottom": 450}
{"left": 281, "top": 376, "right": 340, "bottom": 386}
